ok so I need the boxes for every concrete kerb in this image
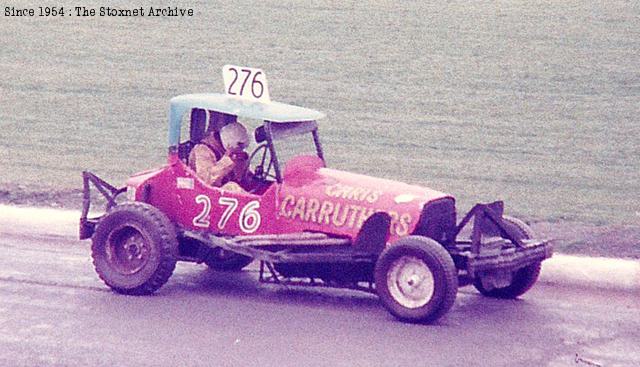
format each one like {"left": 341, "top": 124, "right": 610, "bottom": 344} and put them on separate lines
{"left": 0, "top": 204, "right": 81, "bottom": 238}
{"left": 539, "top": 254, "right": 640, "bottom": 293}
{"left": 1, "top": 204, "right": 638, "bottom": 293}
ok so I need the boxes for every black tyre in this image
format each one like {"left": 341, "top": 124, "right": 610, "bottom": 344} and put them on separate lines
{"left": 204, "top": 247, "right": 253, "bottom": 272}
{"left": 91, "top": 202, "right": 178, "bottom": 295}
{"left": 374, "top": 236, "right": 458, "bottom": 323}
{"left": 473, "top": 216, "right": 542, "bottom": 299}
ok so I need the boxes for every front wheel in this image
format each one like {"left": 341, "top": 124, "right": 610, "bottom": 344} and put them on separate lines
{"left": 374, "top": 236, "right": 458, "bottom": 323}
{"left": 473, "top": 216, "right": 541, "bottom": 299}
{"left": 91, "top": 202, "right": 178, "bottom": 295}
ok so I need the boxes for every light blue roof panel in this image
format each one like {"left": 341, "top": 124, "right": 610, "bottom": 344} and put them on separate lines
{"left": 171, "top": 93, "right": 325, "bottom": 122}
{"left": 168, "top": 93, "right": 325, "bottom": 146}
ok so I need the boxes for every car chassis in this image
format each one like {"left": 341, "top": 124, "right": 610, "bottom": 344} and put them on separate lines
{"left": 79, "top": 78, "right": 552, "bottom": 323}
{"left": 82, "top": 173, "right": 550, "bottom": 289}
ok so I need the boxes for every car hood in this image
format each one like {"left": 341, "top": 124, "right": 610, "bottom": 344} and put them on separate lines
{"left": 278, "top": 156, "right": 454, "bottom": 240}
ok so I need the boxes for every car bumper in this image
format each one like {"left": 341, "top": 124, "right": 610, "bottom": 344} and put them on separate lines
{"left": 466, "top": 239, "right": 553, "bottom": 276}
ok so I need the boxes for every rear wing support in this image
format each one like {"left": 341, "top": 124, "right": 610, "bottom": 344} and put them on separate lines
{"left": 79, "top": 171, "right": 126, "bottom": 240}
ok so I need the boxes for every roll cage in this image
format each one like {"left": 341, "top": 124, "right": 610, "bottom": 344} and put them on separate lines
{"left": 168, "top": 93, "right": 326, "bottom": 184}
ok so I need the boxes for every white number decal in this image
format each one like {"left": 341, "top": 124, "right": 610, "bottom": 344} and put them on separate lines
{"left": 222, "top": 65, "right": 270, "bottom": 102}
{"left": 194, "top": 196, "right": 261, "bottom": 233}
{"left": 217, "top": 197, "right": 239, "bottom": 230}
{"left": 239, "top": 201, "right": 261, "bottom": 233}
{"left": 193, "top": 195, "right": 211, "bottom": 227}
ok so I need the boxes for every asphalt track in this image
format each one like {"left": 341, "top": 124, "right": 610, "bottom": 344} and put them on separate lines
{"left": 0, "top": 211, "right": 638, "bottom": 366}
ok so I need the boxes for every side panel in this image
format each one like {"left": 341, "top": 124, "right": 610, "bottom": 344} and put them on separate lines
{"left": 276, "top": 182, "right": 422, "bottom": 242}
{"left": 136, "top": 155, "right": 454, "bottom": 243}
{"left": 274, "top": 156, "right": 453, "bottom": 243}
{"left": 156, "top": 161, "right": 280, "bottom": 236}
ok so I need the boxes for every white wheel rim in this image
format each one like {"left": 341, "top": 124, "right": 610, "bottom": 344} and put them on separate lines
{"left": 387, "top": 256, "right": 435, "bottom": 309}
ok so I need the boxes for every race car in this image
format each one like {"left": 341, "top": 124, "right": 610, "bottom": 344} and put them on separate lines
{"left": 79, "top": 66, "right": 553, "bottom": 323}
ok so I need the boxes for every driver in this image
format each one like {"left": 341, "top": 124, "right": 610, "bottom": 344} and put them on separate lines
{"left": 189, "top": 122, "right": 250, "bottom": 192}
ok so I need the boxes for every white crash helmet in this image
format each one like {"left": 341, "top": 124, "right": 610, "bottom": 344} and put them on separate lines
{"left": 219, "top": 122, "right": 249, "bottom": 152}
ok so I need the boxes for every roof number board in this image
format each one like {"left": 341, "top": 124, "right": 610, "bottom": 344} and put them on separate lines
{"left": 223, "top": 65, "right": 271, "bottom": 102}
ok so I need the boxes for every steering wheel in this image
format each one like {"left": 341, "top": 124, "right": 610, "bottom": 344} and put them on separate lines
{"left": 248, "top": 143, "right": 276, "bottom": 181}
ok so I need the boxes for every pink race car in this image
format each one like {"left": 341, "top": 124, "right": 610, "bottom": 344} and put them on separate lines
{"left": 80, "top": 71, "right": 552, "bottom": 323}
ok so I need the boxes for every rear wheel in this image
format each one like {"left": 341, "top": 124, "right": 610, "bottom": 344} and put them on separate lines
{"left": 375, "top": 236, "right": 458, "bottom": 323}
{"left": 91, "top": 202, "right": 178, "bottom": 295}
{"left": 473, "top": 216, "right": 542, "bottom": 299}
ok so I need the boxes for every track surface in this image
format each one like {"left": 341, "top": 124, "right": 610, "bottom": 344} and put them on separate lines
{"left": 0, "top": 231, "right": 638, "bottom": 367}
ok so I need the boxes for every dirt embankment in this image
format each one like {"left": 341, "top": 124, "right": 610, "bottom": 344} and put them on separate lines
{"left": 0, "top": 184, "right": 85, "bottom": 210}
{"left": 1, "top": 183, "right": 638, "bottom": 259}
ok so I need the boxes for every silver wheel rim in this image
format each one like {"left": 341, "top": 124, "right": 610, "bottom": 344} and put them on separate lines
{"left": 387, "top": 255, "right": 435, "bottom": 309}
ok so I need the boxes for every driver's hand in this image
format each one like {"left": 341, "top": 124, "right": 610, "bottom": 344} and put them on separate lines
{"left": 230, "top": 151, "right": 249, "bottom": 162}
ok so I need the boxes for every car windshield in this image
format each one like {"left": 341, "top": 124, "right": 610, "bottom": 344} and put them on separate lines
{"left": 273, "top": 132, "right": 320, "bottom": 170}
{"left": 256, "top": 120, "right": 323, "bottom": 181}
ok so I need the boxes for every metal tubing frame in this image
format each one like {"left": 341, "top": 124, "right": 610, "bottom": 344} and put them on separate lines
{"left": 258, "top": 260, "right": 376, "bottom": 294}
{"left": 80, "top": 171, "right": 126, "bottom": 239}
{"left": 263, "top": 121, "right": 283, "bottom": 182}
{"left": 449, "top": 202, "right": 526, "bottom": 254}
{"left": 81, "top": 171, "right": 126, "bottom": 218}
{"left": 181, "top": 229, "right": 377, "bottom": 265}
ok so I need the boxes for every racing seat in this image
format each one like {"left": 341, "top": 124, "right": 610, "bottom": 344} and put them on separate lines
{"left": 178, "top": 110, "right": 237, "bottom": 163}
{"left": 178, "top": 108, "right": 207, "bottom": 163}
